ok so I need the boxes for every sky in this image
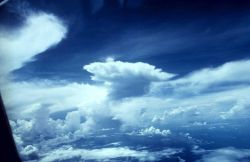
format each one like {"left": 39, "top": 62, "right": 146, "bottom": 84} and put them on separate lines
{"left": 2, "top": 0, "right": 250, "bottom": 81}
{"left": 1, "top": 0, "right": 250, "bottom": 162}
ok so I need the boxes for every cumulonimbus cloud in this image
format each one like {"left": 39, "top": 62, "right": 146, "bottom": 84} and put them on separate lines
{"left": 83, "top": 60, "right": 176, "bottom": 99}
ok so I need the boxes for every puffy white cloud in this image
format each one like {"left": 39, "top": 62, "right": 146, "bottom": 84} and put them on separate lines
{"left": 31, "top": 106, "right": 54, "bottom": 137}
{"left": 132, "top": 126, "right": 171, "bottom": 136}
{"left": 0, "top": 12, "right": 67, "bottom": 78}
{"left": 110, "top": 96, "right": 171, "bottom": 128}
{"left": 40, "top": 146, "right": 182, "bottom": 162}
{"left": 84, "top": 60, "right": 175, "bottom": 99}
{"left": 20, "top": 145, "right": 39, "bottom": 160}
{"left": 10, "top": 109, "right": 97, "bottom": 161}
{"left": 110, "top": 85, "right": 250, "bottom": 128}
{"left": 195, "top": 147, "right": 250, "bottom": 162}
{"left": 12, "top": 109, "right": 92, "bottom": 138}
{"left": 64, "top": 111, "right": 81, "bottom": 132}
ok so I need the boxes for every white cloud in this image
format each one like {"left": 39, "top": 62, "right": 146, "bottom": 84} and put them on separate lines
{"left": 1, "top": 26, "right": 250, "bottom": 161}
{"left": 110, "top": 97, "right": 171, "bottom": 128}
{"left": 10, "top": 109, "right": 96, "bottom": 158}
{"left": 110, "top": 85, "right": 250, "bottom": 128}
{"left": 133, "top": 126, "right": 171, "bottom": 136}
{"left": 64, "top": 111, "right": 81, "bottom": 132}
{"left": 195, "top": 147, "right": 250, "bottom": 162}
{"left": 4, "top": 59, "right": 249, "bottom": 135}
{"left": 136, "top": 59, "right": 250, "bottom": 126}
{"left": 0, "top": 0, "right": 9, "bottom": 6}
{"left": 1, "top": 81, "right": 107, "bottom": 118}
{"left": 0, "top": 12, "right": 67, "bottom": 78}
{"left": 31, "top": 106, "right": 54, "bottom": 137}
{"left": 192, "top": 121, "right": 207, "bottom": 126}
{"left": 162, "top": 59, "right": 250, "bottom": 94}
{"left": 84, "top": 60, "right": 175, "bottom": 99}
{"left": 220, "top": 99, "right": 249, "bottom": 119}
{"left": 1, "top": 4, "right": 250, "bottom": 162}
{"left": 40, "top": 146, "right": 182, "bottom": 162}
{"left": 183, "top": 59, "right": 250, "bottom": 84}
{"left": 20, "top": 145, "right": 38, "bottom": 160}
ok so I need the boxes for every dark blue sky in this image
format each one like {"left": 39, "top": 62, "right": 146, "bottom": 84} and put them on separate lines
{"left": 2, "top": 0, "right": 250, "bottom": 82}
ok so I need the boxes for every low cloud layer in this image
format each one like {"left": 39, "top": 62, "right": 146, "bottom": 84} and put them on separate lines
{"left": 40, "top": 146, "right": 182, "bottom": 162}
{"left": 195, "top": 147, "right": 250, "bottom": 162}
{"left": 1, "top": 81, "right": 107, "bottom": 118}
{"left": 3, "top": 59, "right": 250, "bottom": 161}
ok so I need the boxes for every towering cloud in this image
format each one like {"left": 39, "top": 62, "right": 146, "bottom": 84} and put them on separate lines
{"left": 84, "top": 60, "right": 175, "bottom": 99}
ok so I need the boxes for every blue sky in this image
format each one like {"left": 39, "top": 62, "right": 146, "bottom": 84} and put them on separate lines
{"left": 1, "top": 0, "right": 249, "bottom": 82}
{"left": 1, "top": 0, "right": 250, "bottom": 161}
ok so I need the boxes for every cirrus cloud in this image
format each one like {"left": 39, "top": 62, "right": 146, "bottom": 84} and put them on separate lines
{"left": 0, "top": 11, "right": 67, "bottom": 78}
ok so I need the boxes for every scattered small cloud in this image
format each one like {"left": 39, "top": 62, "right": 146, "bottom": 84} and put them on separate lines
{"left": 131, "top": 126, "right": 171, "bottom": 137}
